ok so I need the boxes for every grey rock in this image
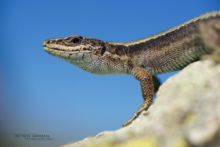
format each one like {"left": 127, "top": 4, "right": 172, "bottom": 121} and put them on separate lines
{"left": 62, "top": 59, "right": 220, "bottom": 147}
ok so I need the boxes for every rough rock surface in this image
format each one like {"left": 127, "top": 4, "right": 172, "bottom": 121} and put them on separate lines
{"left": 62, "top": 59, "right": 220, "bottom": 147}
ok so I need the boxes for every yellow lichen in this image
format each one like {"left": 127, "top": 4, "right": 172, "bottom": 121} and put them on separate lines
{"left": 115, "top": 137, "right": 157, "bottom": 147}
{"left": 184, "top": 113, "right": 196, "bottom": 126}
{"left": 172, "top": 138, "right": 189, "bottom": 147}
{"left": 86, "top": 136, "right": 157, "bottom": 147}
{"left": 86, "top": 139, "right": 114, "bottom": 147}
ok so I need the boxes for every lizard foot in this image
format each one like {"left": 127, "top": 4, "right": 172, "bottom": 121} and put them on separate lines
{"left": 123, "top": 100, "right": 152, "bottom": 127}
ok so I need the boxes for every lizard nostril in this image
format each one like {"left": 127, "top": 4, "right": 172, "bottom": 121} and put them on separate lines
{"left": 43, "top": 40, "right": 52, "bottom": 47}
{"left": 47, "top": 40, "right": 52, "bottom": 44}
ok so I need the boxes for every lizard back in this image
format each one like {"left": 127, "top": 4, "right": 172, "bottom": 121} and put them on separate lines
{"left": 122, "top": 11, "right": 220, "bottom": 75}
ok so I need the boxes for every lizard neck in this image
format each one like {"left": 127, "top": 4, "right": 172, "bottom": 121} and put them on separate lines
{"left": 102, "top": 42, "right": 132, "bottom": 74}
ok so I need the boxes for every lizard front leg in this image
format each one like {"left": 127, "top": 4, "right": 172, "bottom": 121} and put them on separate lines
{"left": 123, "top": 67, "right": 154, "bottom": 127}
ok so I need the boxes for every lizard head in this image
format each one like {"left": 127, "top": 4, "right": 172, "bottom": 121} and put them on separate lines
{"left": 43, "top": 35, "right": 128, "bottom": 74}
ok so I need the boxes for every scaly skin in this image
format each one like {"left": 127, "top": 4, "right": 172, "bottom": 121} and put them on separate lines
{"left": 43, "top": 11, "right": 220, "bottom": 126}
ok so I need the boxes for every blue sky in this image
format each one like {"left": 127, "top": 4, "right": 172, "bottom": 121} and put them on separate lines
{"left": 1, "top": 0, "right": 220, "bottom": 146}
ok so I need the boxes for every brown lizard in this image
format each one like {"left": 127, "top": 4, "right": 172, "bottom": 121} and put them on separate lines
{"left": 43, "top": 10, "right": 220, "bottom": 126}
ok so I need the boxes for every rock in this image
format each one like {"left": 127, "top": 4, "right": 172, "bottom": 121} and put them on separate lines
{"left": 61, "top": 59, "right": 220, "bottom": 147}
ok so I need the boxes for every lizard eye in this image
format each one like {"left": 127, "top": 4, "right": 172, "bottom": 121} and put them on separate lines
{"left": 72, "top": 38, "right": 80, "bottom": 43}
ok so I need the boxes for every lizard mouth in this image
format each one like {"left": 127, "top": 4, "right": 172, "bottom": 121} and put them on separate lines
{"left": 43, "top": 40, "right": 91, "bottom": 53}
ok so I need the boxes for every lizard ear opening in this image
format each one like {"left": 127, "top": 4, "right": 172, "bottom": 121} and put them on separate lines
{"left": 101, "top": 46, "right": 106, "bottom": 55}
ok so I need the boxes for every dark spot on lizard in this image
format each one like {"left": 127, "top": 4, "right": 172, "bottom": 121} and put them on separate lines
{"left": 68, "top": 53, "right": 73, "bottom": 58}
{"left": 127, "top": 60, "right": 134, "bottom": 71}
{"left": 57, "top": 39, "right": 64, "bottom": 45}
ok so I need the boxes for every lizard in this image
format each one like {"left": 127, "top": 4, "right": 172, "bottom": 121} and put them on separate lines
{"left": 43, "top": 10, "right": 220, "bottom": 127}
